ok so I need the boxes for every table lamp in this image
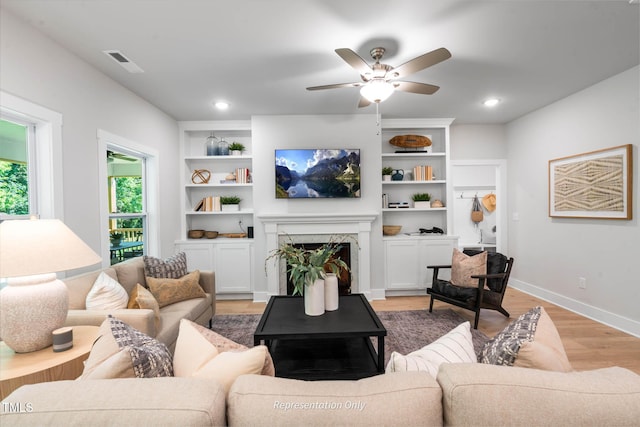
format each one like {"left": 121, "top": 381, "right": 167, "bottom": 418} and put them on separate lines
{"left": 0, "top": 218, "right": 101, "bottom": 353}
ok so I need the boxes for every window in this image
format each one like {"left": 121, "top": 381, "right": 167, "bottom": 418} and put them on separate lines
{"left": 0, "top": 117, "right": 36, "bottom": 217}
{"left": 1, "top": 91, "right": 63, "bottom": 221}
{"left": 107, "top": 148, "right": 146, "bottom": 265}
{"left": 98, "top": 129, "right": 158, "bottom": 267}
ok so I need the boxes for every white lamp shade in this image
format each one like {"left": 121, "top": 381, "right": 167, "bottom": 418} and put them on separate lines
{"left": 0, "top": 218, "right": 101, "bottom": 278}
{"left": 360, "top": 79, "right": 395, "bottom": 103}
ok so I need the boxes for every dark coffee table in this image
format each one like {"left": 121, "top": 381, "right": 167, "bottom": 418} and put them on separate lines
{"left": 254, "top": 294, "right": 387, "bottom": 380}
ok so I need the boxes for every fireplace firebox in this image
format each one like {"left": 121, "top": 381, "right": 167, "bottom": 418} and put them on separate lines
{"left": 286, "top": 242, "right": 351, "bottom": 296}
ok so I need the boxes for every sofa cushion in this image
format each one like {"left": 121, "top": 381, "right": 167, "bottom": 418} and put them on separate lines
{"left": 128, "top": 283, "right": 161, "bottom": 331}
{"left": 479, "top": 306, "right": 572, "bottom": 372}
{"left": 386, "top": 321, "right": 476, "bottom": 378}
{"left": 146, "top": 270, "right": 205, "bottom": 308}
{"left": 227, "top": 372, "right": 443, "bottom": 427}
{"left": 79, "top": 316, "right": 173, "bottom": 379}
{"left": 143, "top": 252, "right": 188, "bottom": 279}
{"left": 0, "top": 378, "right": 226, "bottom": 427}
{"left": 85, "top": 272, "right": 129, "bottom": 310}
{"left": 437, "top": 363, "right": 640, "bottom": 427}
{"left": 173, "top": 319, "right": 266, "bottom": 392}
{"left": 113, "top": 257, "right": 146, "bottom": 293}
{"left": 450, "top": 248, "right": 487, "bottom": 288}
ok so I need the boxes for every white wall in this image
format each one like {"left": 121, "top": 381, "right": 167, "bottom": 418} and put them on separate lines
{"left": 450, "top": 125, "right": 507, "bottom": 160}
{"left": 251, "top": 115, "right": 383, "bottom": 294}
{"left": 506, "top": 66, "right": 640, "bottom": 336}
{"left": 0, "top": 10, "right": 180, "bottom": 263}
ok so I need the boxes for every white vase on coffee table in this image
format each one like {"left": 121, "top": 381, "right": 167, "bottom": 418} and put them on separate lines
{"left": 324, "top": 273, "right": 339, "bottom": 311}
{"left": 304, "top": 278, "right": 325, "bottom": 316}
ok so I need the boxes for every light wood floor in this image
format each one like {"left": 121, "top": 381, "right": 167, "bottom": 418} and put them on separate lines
{"left": 216, "top": 287, "right": 640, "bottom": 374}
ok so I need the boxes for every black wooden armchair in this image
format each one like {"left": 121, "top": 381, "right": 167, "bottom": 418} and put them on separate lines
{"left": 426, "top": 249, "right": 514, "bottom": 329}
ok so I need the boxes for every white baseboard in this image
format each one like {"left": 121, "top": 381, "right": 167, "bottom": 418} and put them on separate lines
{"left": 369, "top": 288, "right": 387, "bottom": 300}
{"left": 510, "top": 278, "right": 640, "bottom": 338}
{"left": 252, "top": 291, "right": 271, "bottom": 303}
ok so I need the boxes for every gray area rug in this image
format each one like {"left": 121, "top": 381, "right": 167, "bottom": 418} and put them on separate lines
{"left": 210, "top": 308, "right": 488, "bottom": 365}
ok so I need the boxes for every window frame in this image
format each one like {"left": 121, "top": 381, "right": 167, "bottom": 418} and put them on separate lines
{"left": 0, "top": 91, "right": 63, "bottom": 221}
{"left": 98, "top": 129, "right": 159, "bottom": 267}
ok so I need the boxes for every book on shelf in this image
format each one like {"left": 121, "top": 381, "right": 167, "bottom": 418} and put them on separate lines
{"left": 235, "top": 168, "right": 251, "bottom": 184}
{"left": 195, "top": 196, "right": 221, "bottom": 212}
{"left": 413, "top": 165, "right": 433, "bottom": 181}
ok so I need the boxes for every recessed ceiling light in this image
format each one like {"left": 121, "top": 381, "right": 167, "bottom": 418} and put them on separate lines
{"left": 483, "top": 98, "right": 500, "bottom": 107}
{"left": 214, "top": 101, "right": 229, "bottom": 110}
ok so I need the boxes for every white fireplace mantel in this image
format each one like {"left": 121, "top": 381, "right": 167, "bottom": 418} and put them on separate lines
{"left": 258, "top": 212, "right": 378, "bottom": 299}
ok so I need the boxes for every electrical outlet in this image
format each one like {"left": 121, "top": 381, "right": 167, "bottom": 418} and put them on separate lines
{"left": 578, "top": 277, "right": 587, "bottom": 289}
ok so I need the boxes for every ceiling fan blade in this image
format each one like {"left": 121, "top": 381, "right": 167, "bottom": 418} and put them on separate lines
{"left": 390, "top": 47, "right": 451, "bottom": 79}
{"left": 335, "top": 48, "right": 372, "bottom": 76}
{"left": 394, "top": 81, "right": 440, "bottom": 95}
{"left": 358, "top": 97, "right": 371, "bottom": 108}
{"left": 306, "top": 82, "right": 362, "bottom": 91}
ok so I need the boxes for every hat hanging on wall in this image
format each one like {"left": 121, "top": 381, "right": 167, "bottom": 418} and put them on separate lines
{"left": 482, "top": 193, "right": 496, "bottom": 213}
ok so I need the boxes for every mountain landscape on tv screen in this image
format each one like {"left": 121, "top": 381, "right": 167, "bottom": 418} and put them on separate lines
{"left": 275, "top": 149, "right": 360, "bottom": 198}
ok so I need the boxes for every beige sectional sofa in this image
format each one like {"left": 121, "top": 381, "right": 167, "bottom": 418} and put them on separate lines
{"left": 62, "top": 257, "right": 215, "bottom": 351}
{"left": 2, "top": 363, "right": 639, "bottom": 426}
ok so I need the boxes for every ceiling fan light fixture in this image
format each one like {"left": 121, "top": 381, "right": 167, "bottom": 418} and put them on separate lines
{"left": 483, "top": 98, "right": 501, "bottom": 107}
{"left": 360, "top": 79, "right": 395, "bottom": 103}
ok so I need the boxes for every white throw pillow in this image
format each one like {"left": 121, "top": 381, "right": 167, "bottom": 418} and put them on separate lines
{"left": 85, "top": 272, "right": 129, "bottom": 310}
{"left": 386, "top": 321, "right": 477, "bottom": 378}
{"left": 173, "top": 319, "right": 267, "bottom": 392}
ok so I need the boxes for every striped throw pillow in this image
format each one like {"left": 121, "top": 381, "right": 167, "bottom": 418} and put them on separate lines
{"left": 385, "top": 321, "right": 477, "bottom": 378}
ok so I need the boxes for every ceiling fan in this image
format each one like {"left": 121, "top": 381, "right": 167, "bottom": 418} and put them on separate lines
{"left": 107, "top": 150, "right": 137, "bottom": 162}
{"left": 307, "top": 46, "right": 451, "bottom": 107}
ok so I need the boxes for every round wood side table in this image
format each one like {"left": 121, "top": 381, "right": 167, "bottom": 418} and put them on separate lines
{"left": 0, "top": 325, "right": 99, "bottom": 400}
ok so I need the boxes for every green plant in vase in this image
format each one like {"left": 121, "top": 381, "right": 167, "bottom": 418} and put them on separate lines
{"left": 228, "top": 142, "right": 245, "bottom": 155}
{"left": 382, "top": 166, "right": 393, "bottom": 181}
{"left": 412, "top": 192, "right": 431, "bottom": 209}
{"left": 220, "top": 196, "right": 241, "bottom": 205}
{"left": 411, "top": 193, "right": 431, "bottom": 202}
{"left": 220, "top": 195, "right": 241, "bottom": 212}
{"left": 265, "top": 235, "right": 351, "bottom": 296}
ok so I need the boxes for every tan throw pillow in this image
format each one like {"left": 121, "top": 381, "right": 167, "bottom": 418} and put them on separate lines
{"left": 80, "top": 316, "right": 173, "bottom": 380}
{"left": 128, "top": 283, "right": 161, "bottom": 331}
{"left": 146, "top": 270, "right": 205, "bottom": 308}
{"left": 514, "top": 307, "right": 573, "bottom": 372}
{"left": 173, "top": 319, "right": 267, "bottom": 393}
{"left": 386, "top": 321, "right": 477, "bottom": 378}
{"left": 85, "top": 271, "right": 129, "bottom": 310}
{"left": 189, "top": 320, "right": 275, "bottom": 377}
{"left": 479, "top": 306, "right": 573, "bottom": 372}
{"left": 450, "top": 248, "right": 487, "bottom": 288}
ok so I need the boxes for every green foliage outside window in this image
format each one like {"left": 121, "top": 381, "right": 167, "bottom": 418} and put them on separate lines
{"left": 0, "top": 161, "right": 29, "bottom": 215}
{"left": 113, "top": 176, "right": 143, "bottom": 228}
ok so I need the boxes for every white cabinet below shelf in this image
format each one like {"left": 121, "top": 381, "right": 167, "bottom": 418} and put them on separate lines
{"left": 384, "top": 236, "right": 457, "bottom": 291}
{"left": 175, "top": 239, "right": 253, "bottom": 295}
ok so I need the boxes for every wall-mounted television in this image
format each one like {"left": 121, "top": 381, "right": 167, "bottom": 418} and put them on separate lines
{"left": 275, "top": 149, "right": 361, "bottom": 198}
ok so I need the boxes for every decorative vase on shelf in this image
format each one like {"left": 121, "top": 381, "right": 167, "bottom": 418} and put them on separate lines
{"left": 217, "top": 138, "right": 229, "bottom": 156}
{"left": 391, "top": 169, "right": 404, "bottom": 181}
{"left": 324, "top": 273, "right": 339, "bottom": 311}
{"left": 304, "top": 277, "right": 325, "bottom": 316}
{"left": 414, "top": 201, "right": 431, "bottom": 209}
{"left": 205, "top": 134, "right": 219, "bottom": 156}
{"left": 221, "top": 204, "right": 240, "bottom": 212}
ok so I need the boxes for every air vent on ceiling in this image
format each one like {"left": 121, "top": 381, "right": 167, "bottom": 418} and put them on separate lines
{"left": 103, "top": 50, "right": 144, "bottom": 73}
